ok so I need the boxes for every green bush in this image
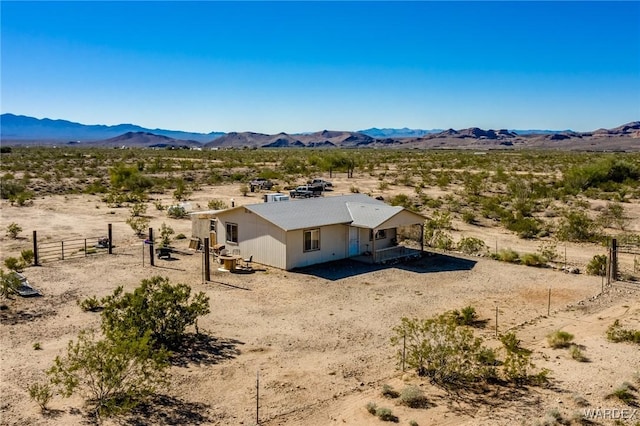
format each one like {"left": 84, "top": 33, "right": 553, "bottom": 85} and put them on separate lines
{"left": 47, "top": 329, "right": 168, "bottom": 418}
{"left": 586, "top": 254, "right": 607, "bottom": 276}
{"left": 381, "top": 384, "right": 399, "bottom": 398}
{"left": 606, "top": 320, "right": 640, "bottom": 344}
{"left": 159, "top": 222, "right": 174, "bottom": 247}
{"left": 167, "top": 205, "right": 188, "bottom": 219}
{"left": 451, "top": 306, "right": 478, "bottom": 326}
{"left": 557, "top": 211, "right": 599, "bottom": 242}
{"left": 6, "top": 222, "right": 22, "bottom": 239}
{"left": 457, "top": 237, "right": 486, "bottom": 255}
{"left": 207, "top": 199, "right": 228, "bottom": 210}
{"left": 569, "top": 345, "right": 588, "bottom": 362}
{"left": 366, "top": 401, "right": 377, "bottom": 415}
{"left": 375, "top": 407, "right": 398, "bottom": 422}
{"left": 496, "top": 248, "right": 520, "bottom": 264}
{"left": 28, "top": 381, "right": 53, "bottom": 412}
{"left": 20, "top": 249, "right": 34, "bottom": 266}
{"left": 100, "top": 276, "right": 210, "bottom": 349}
{"left": 547, "top": 330, "right": 575, "bottom": 348}
{"left": 399, "top": 386, "right": 428, "bottom": 408}
{"left": 78, "top": 296, "right": 104, "bottom": 312}
{"left": 126, "top": 216, "right": 150, "bottom": 237}
{"left": 520, "top": 253, "right": 546, "bottom": 267}
{"left": 606, "top": 382, "right": 637, "bottom": 406}
{"left": 0, "top": 269, "right": 21, "bottom": 298}
{"left": 4, "top": 257, "right": 23, "bottom": 272}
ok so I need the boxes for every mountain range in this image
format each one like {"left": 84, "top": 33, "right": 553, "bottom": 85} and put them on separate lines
{"left": 1, "top": 114, "right": 638, "bottom": 151}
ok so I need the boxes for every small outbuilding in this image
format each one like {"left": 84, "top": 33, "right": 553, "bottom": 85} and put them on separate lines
{"left": 190, "top": 194, "right": 426, "bottom": 270}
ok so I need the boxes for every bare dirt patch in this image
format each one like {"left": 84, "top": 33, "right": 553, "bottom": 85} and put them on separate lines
{"left": 1, "top": 181, "right": 639, "bottom": 426}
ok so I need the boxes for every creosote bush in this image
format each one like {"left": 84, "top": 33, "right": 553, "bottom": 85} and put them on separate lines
{"left": 547, "top": 330, "right": 574, "bottom": 349}
{"left": 391, "top": 312, "right": 546, "bottom": 390}
{"left": 606, "top": 320, "right": 640, "bottom": 344}
{"left": 100, "top": 276, "right": 210, "bottom": 349}
{"left": 399, "top": 386, "right": 428, "bottom": 408}
{"left": 6, "top": 222, "right": 22, "bottom": 239}
{"left": 0, "top": 269, "right": 21, "bottom": 299}
{"left": 28, "top": 381, "right": 53, "bottom": 412}
{"left": 586, "top": 254, "right": 607, "bottom": 276}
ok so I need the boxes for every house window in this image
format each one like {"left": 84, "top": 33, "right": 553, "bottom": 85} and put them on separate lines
{"left": 370, "top": 229, "right": 387, "bottom": 240}
{"left": 304, "top": 228, "right": 320, "bottom": 252}
{"left": 209, "top": 220, "right": 216, "bottom": 232}
{"left": 226, "top": 223, "right": 238, "bottom": 244}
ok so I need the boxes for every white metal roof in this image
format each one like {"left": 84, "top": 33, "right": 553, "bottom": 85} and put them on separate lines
{"left": 242, "top": 194, "right": 423, "bottom": 231}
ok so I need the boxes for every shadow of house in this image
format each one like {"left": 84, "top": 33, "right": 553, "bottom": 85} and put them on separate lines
{"left": 295, "top": 252, "right": 477, "bottom": 281}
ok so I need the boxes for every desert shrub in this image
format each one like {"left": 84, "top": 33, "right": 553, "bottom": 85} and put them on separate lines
{"left": 537, "top": 241, "right": 559, "bottom": 263}
{"left": 547, "top": 330, "right": 574, "bottom": 349}
{"left": 175, "top": 233, "right": 186, "bottom": 240}
{"left": 606, "top": 382, "right": 637, "bottom": 405}
{"left": 375, "top": 407, "right": 398, "bottom": 422}
{"left": 129, "top": 202, "right": 147, "bottom": 217}
{"left": 349, "top": 185, "right": 360, "bottom": 193}
{"left": 153, "top": 200, "right": 165, "bottom": 211}
{"left": 606, "top": 320, "right": 640, "bottom": 344}
{"left": 495, "top": 248, "right": 520, "bottom": 264}
{"left": 424, "top": 212, "right": 453, "bottom": 250}
{"left": 4, "top": 256, "right": 23, "bottom": 272}
{"left": 399, "top": 386, "right": 428, "bottom": 408}
{"left": 457, "top": 237, "right": 486, "bottom": 255}
{"left": 381, "top": 384, "right": 399, "bottom": 398}
{"left": 598, "top": 201, "right": 629, "bottom": 230}
{"left": 569, "top": 345, "right": 588, "bottom": 362}
{"left": 159, "top": 222, "right": 174, "bottom": 247}
{"left": 239, "top": 184, "right": 250, "bottom": 196}
{"left": 20, "top": 249, "right": 34, "bottom": 266}
{"left": 109, "top": 164, "right": 153, "bottom": 193}
{"left": 409, "top": 421, "right": 419, "bottom": 426}
{"left": 563, "top": 158, "right": 639, "bottom": 192}
{"left": 557, "top": 211, "right": 599, "bottom": 242}
{"left": 451, "top": 306, "right": 478, "bottom": 326}
{"left": 461, "top": 210, "right": 476, "bottom": 224}
{"left": 100, "top": 276, "right": 210, "bottom": 349}
{"left": 391, "top": 313, "right": 496, "bottom": 389}
{"left": 501, "top": 332, "right": 547, "bottom": 385}
{"left": 0, "top": 178, "right": 26, "bottom": 200}
{"left": 366, "top": 401, "right": 377, "bottom": 415}
{"left": 47, "top": 329, "right": 168, "bottom": 419}
{"left": 389, "top": 194, "right": 413, "bottom": 210}
{"left": 6, "top": 222, "right": 22, "bottom": 239}
{"left": 0, "top": 269, "right": 21, "bottom": 298}
{"left": 78, "top": 296, "right": 104, "bottom": 312}
{"left": 503, "top": 213, "right": 541, "bottom": 239}
{"left": 126, "top": 216, "right": 149, "bottom": 237}
{"left": 586, "top": 254, "right": 607, "bottom": 276}
{"left": 33, "top": 342, "right": 42, "bottom": 350}
{"left": 28, "top": 381, "right": 53, "bottom": 412}
{"left": 520, "top": 252, "right": 546, "bottom": 267}
{"left": 167, "top": 205, "right": 188, "bottom": 219}
{"left": 207, "top": 199, "right": 228, "bottom": 210}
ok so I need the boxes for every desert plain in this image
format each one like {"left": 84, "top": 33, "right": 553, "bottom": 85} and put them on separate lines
{"left": 1, "top": 159, "right": 639, "bottom": 426}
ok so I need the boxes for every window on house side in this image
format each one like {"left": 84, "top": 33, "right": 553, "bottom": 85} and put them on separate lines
{"left": 304, "top": 228, "right": 320, "bottom": 252}
{"left": 226, "top": 223, "right": 238, "bottom": 244}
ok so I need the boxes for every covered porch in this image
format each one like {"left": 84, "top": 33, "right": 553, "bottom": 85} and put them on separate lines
{"left": 344, "top": 201, "right": 426, "bottom": 265}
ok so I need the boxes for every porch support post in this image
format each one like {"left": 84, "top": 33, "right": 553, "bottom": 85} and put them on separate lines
{"left": 420, "top": 223, "right": 424, "bottom": 254}
{"left": 372, "top": 229, "right": 376, "bottom": 263}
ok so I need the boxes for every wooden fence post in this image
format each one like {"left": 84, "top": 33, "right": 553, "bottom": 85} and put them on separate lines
{"left": 149, "top": 228, "right": 154, "bottom": 267}
{"left": 33, "top": 230, "right": 39, "bottom": 266}
{"left": 108, "top": 223, "right": 113, "bottom": 255}
{"left": 203, "top": 237, "right": 210, "bottom": 282}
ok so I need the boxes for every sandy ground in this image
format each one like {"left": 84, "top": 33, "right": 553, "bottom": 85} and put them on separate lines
{"left": 1, "top": 178, "right": 639, "bottom": 426}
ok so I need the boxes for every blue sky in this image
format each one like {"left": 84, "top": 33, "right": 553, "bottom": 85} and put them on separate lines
{"left": 2, "top": 1, "right": 639, "bottom": 134}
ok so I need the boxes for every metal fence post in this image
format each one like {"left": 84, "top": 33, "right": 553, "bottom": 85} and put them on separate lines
{"left": 33, "top": 230, "right": 39, "bottom": 266}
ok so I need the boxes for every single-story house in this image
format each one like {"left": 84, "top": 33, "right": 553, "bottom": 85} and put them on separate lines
{"left": 190, "top": 194, "right": 426, "bottom": 270}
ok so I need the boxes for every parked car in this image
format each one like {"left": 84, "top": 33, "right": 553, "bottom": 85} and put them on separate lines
{"left": 250, "top": 178, "right": 274, "bottom": 192}
{"left": 308, "top": 178, "right": 333, "bottom": 189}
{"left": 289, "top": 185, "right": 323, "bottom": 198}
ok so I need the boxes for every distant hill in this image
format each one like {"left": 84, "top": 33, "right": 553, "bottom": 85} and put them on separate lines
{"left": 84, "top": 132, "right": 202, "bottom": 149}
{"left": 1, "top": 113, "right": 637, "bottom": 151}
{"left": 204, "top": 129, "right": 382, "bottom": 148}
{"left": 359, "top": 127, "right": 442, "bottom": 138}
{"left": 0, "top": 113, "right": 224, "bottom": 143}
